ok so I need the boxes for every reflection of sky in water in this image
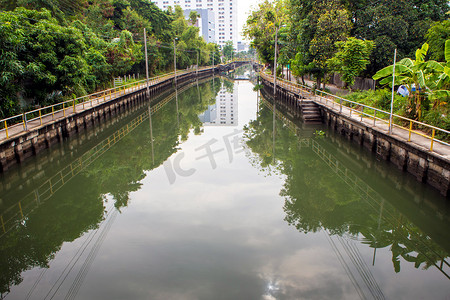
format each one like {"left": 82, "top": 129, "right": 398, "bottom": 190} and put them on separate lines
{"left": 6, "top": 81, "right": 450, "bottom": 300}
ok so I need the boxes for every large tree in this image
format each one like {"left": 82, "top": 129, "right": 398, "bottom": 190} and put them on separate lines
{"left": 283, "top": 0, "right": 449, "bottom": 79}
{"left": 243, "top": 0, "right": 288, "bottom": 70}
{"left": 426, "top": 20, "right": 450, "bottom": 62}
{"left": 327, "top": 37, "right": 374, "bottom": 89}
{"left": 351, "top": 0, "right": 449, "bottom": 76}
{"left": 307, "top": 1, "right": 352, "bottom": 88}
{"left": 222, "top": 40, "right": 235, "bottom": 61}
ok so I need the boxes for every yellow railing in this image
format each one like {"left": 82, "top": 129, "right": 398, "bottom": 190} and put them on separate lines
{"left": 0, "top": 63, "right": 231, "bottom": 139}
{"left": 0, "top": 77, "right": 214, "bottom": 237}
{"left": 260, "top": 70, "right": 450, "bottom": 152}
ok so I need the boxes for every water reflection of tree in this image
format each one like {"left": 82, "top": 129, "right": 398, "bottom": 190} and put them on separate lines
{"left": 222, "top": 78, "right": 234, "bottom": 94}
{"left": 244, "top": 101, "right": 449, "bottom": 277}
{"left": 0, "top": 176, "right": 104, "bottom": 295}
{"left": 0, "top": 79, "right": 221, "bottom": 295}
{"left": 82, "top": 79, "right": 219, "bottom": 209}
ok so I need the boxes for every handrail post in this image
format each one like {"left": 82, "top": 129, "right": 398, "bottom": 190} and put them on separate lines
{"left": 39, "top": 110, "right": 42, "bottom": 125}
{"left": 18, "top": 202, "right": 24, "bottom": 219}
{"left": 430, "top": 129, "right": 435, "bottom": 151}
{"left": 63, "top": 103, "right": 65, "bottom": 117}
{"left": 23, "top": 113, "right": 27, "bottom": 130}
{"left": 73, "top": 99, "right": 76, "bottom": 113}
{"left": 340, "top": 98, "right": 342, "bottom": 113}
{"left": 0, "top": 215, "right": 5, "bottom": 233}
{"left": 407, "top": 121, "right": 412, "bottom": 141}
{"left": 52, "top": 106, "right": 55, "bottom": 119}
{"left": 4, "top": 121, "right": 8, "bottom": 139}
{"left": 373, "top": 110, "right": 376, "bottom": 126}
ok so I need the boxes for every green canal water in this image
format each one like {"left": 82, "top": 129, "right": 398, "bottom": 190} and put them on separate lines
{"left": 0, "top": 75, "right": 449, "bottom": 299}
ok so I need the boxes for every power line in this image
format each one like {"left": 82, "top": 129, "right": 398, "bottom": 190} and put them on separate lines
{"left": 44, "top": 204, "right": 116, "bottom": 300}
{"left": 64, "top": 209, "right": 118, "bottom": 300}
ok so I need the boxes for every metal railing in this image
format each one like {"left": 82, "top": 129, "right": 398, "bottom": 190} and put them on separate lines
{"left": 0, "top": 110, "right": 147, "bottom": 237}
{"left": 313, "top": 88, "right": 450, "bottom": 151}
{"left": 259, "top": 92, "right": 449, "bottom": 279}
{"left": 0, "top": 78, "right": 196, "bottom": 238}
{"left": 0, "top": 62, "right": 235, "bottom": 140}
{"left": 0, "top": 74, "right": 159, "bottom": 138}
{"left": 0, "top": 76, "right": 218, "bottom": 238}
{"left": 260, "top": 70, "right": 450, "bottom": 152}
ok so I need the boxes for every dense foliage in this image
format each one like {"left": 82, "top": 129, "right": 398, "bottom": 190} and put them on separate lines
{"left": 245, "top": 0, "right": 449, "bottom": 80}
{"left": 0, "top": 0, "right": 223, "bottom": 118}
{"left": 245, "top": 0, "right": 450, "bottom": 128}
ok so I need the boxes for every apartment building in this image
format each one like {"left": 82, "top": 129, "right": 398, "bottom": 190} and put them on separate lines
{"left": 183, "top": 8, "right": 215, "bottom": 43}
{"left": 152, "top": 0, "right": 237, "bottom": 47}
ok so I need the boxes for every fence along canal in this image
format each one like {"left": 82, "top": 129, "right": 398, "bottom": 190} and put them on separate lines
{"left": 0, "top": 61, "right": 252, "bottom": 172}
{"left": 0, "top": 77, "right": 210, "bottom": 239}
{"left": 259, "top": 92, "right": 450, "bottom": 280}
{"left": 0, "top": 76, "right": 448, "bottom": 299}
{"left": 259, "top": 71, "right": 450, "bottom": 197}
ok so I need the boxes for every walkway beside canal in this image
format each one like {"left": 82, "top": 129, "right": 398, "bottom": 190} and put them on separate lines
{"left": 0, "top": 61, "right": 251, "bottom": 171}
{"left": 0, "top": 69, "right": 198, "bottom": 141}
{"left": 260, "top": 71, "right": 450, "bottom": 196}
{"left": 0, "top": 61, "right": 252, "bottom": 143}
{"left": 262, "top": 72, "right": 450, "bottom": 160}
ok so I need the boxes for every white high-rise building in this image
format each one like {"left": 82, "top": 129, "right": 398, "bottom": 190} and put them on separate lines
{"left": 151, "top": 0, "right": 237, "bottom": 48}
{"left": 184, "top": 9, "right": 215, "bottom": 43}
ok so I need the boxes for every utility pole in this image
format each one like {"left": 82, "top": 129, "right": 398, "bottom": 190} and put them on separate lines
{"left": 273, "top": 25, "right": 279, "bottom": 98}
{"left": 389, "top": 48, "right": 397, "bottom": 135}
{"left": 273, "top": 24, "right": 285, "bottom": 98}
{"left": 174, "top": 38, "right": 177, "bottom": 86}
{"left": 144, "top": 28, "right": 150, "bottom": 98}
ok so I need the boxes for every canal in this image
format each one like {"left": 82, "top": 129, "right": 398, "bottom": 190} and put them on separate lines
{"left": 0, "top": 72, "right": 449, "bottom": 299}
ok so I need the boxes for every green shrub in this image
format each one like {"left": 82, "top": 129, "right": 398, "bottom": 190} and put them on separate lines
{"left": 345, "top": 89, "right": 407, "bottom": 116}
{"left": 423, "top": 108, "right": 450, "bottom": 141}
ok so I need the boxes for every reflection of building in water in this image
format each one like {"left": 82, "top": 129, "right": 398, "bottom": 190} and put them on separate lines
{"left": 199, "top": 83, "right": 237, "bottom": 126}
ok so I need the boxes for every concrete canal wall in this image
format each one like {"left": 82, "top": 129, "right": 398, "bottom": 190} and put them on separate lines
{"left": 0, "top": 68, "right": 217, "bottom": 173}
{"left": 320, "top": 107, "right": 450, "bottom": 197}
{"left": 260, "top": 75, "right": 450, "bottom": 197}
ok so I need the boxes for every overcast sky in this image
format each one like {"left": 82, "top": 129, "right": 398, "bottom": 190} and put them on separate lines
{"left": 237, "top": 0, "right": 262, "bottom": 42}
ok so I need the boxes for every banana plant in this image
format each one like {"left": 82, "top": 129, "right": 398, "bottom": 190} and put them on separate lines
{"left": 373, "top": 43, "right": 430, "bottom": 119}
{"left": 425, "top": 40, "right": 450, "bottom": 108}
